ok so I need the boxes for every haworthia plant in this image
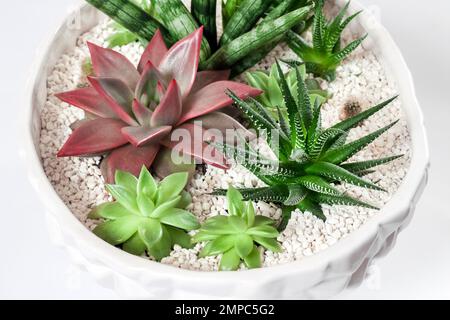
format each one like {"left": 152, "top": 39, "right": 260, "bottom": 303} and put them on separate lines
{"left": 193, "top": 187, "right": 282, "bottom": 270}
{"left": 89, "top": 167, "right": 200, "bottom": 260}
{"left": 287, "top": 0, "right": 366, "bottom": 81}
{"left": 214, "top": 61, "right": 402, "bottom": 230}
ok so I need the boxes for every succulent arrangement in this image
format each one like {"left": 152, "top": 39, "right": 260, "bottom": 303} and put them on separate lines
{"left": 287, "top": 0, "right": 365, "bottom": 80}
{"left": 56, "top": 28, "right": 261, "bottom": 183}
{"left": 214, "top": 61, "right": 402, "bottom": 229}
{"left": 52, "top": 0, "right": 405, "bottom": 269}
{"left": 89, "top": 166, "right": 199, "bottom": 260}
{"left": 193, "top": 187, "right": 281, "bottom": 270}
{"left": 245, "top": 61, "right": 330, "bottom": 118}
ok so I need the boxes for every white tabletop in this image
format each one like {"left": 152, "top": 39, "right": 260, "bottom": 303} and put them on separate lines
{"left": 1, "top": 0, "right": 449, "bottom": 299}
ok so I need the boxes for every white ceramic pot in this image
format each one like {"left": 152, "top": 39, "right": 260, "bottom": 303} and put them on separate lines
{"left": 23, "top": 0, "right": 429, "bottom": 299}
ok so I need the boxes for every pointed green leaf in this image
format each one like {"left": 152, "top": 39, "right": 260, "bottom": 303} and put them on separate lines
{"left": 312, "top": 193, "right": 378, "bottom": 210}
{"left": 283, "top": 184, "right": 308, "bottom": 206}
{"left": 227, "top": 186, "right": 245, "bottom": 217}
{"left": 89, "top": 202, "right": 130, "bottom": 220}
{"left": 341, "top": 155, "right": 403, "bottom": 173}
{"left": 243, "top": 246, "right": 262, "bottom": 269}
{"left": 297, "top": 175, "right": 341, "bottom": 196}
{"left": 199, "top": 235, "right": 236, "bottom": 257}
{"left": 245, "top": 201, "right": 256, "bottom": 227}
{"left": 138, "top": 218, "right": 163, "bottom": 249}
{"left": 332, "top": 96, "right": 398, "bottom": 132}
{"left": 254, "top": 215, "right": 277, "bottom": 227}
{"left": 138, "top": 166, "right": 157, "bottom": 200}
{"left": 306, "top": 161, "right": 385, "bottom": 191}
{"left": 106, "top": 184, "right": 139, "bottom": 214}
{"left": 137, "top": 194, "right": 155, "bottom": 217}
{"left": 151, "top": 195, "right": 181, "bottom": 218}
{"left": 247, "top": 225, "right": 279, "bottom": 238}
{"left": 297, "top": 197, "right": 326, "bottom": 220}
{"left": 323, "top": 120, "right": 399, "bottom": 164}
{"left": 157, "top": 172, "right": 189, "bottom": 205}
{"left": 122, "top": 232, "right": 146, "bottom": 256}
{"left": 115, "top": 170, "right": 138, "bottom": 194}
{"left": 166, "top": 226, "right": 193, "bottom": 249}
{"left": 253, "top": 236, "right": 282, "bottom": 253}
{"left": 146, "top": 225, "right": 172, "bottom": 261}
{"left": 93, "top": 216, "right": 141, "bottom": 246}
{"left": 331, "top": 35, "right": 367, "bottom": 64}
{"left": 235, "top": 234, "right": 254, "bottom": 259}
{"left": 219, "top": 248, "right": 241, "bottom": 271}
{"left": 159, "top": 209, "right": 200, "bottom": 231}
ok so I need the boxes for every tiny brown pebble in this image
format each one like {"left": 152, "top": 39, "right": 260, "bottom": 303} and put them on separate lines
{"left": 340, "top": 101, "right": 362, "bottom": 121}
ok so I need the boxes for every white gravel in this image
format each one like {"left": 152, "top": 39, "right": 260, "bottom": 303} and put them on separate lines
{"left": 39, "top": 4, "right": 410, "bottom": 271}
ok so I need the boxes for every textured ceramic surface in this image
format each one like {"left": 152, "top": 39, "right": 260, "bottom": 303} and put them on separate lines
{"left": 23, "top": 0, "right": 429, "bottom": 299}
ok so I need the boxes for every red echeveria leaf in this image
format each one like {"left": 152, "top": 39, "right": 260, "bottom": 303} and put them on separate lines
{"left": 132, "top": 99, "right": 152, "bottom": 126}
{"left": 135, "top": 61, "right": 165, "bottom": 106}
{"left": 101, "top": 143, "right": 160, "bottom": 183}
{"left": 191, "top": 111, "right": 256, "bottom": 143}
{"left": 158, "top": 27, "right": 203, "bottom": 99}
{"left": 88, "top": 77, "right": 138, "bottom": 126}
{"left": 151, "top": 79, "right": 182, "bottom": 127}
{"left": 178, "top": 81, "right": 262, "bottom": 124}
{"left": 55, "top": 87, "right": 117, "bottom": 119}
{"left": 138, "top": 30, "right": 168, "bottom": 73}
{"left": 161, "top": 123, "right": 229, "bottom": 169}
{"left": 57, "top": 118, "right": 128, "bottom": 157}
{"left": 121, "top": 125, "right": 172, "bottom": 147}
{"left": 87, "top": 42, "right": 140, "bottom": 89}
{"left": 190, "top": 70, "right": 230, "bottom": 94}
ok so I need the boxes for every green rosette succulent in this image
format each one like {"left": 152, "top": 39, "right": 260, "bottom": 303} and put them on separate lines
{"left": 89, "top": 166, "right": 200, "bottom": 260}
{"left": 245, "top": 62, "right": 330, "bottom": 118}
{"left": 193, "top": 187, "right": 282, "bottom": 271}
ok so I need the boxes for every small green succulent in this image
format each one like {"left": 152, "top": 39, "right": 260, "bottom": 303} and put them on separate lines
{"left": 193, "top": 187, "right": 282, "bottom": 271}
{"left": 106, "top": 0, "right": 159, "bottom": 48}
{"left": 89, "top": 166, "right": 200, "bottom": 260}
{"left": 215, "top": 61, "right": 402, "bottom": 230}
{"left": 245, "top": 61, "right": 330, "bottom": 118}
{"left": 287, "top": 0, "right": 366, "bottom": 81}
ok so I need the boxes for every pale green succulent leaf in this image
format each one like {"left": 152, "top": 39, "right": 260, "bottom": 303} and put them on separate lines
{"left": 157, "top": 172, "right": 189, "bottom": 205}
{"left": 147, "top": 225, "right": 172, "bottom": 261}
{"left": 93, "top": 216, "right": 141, "bottom": 246}
{"left": 166, "top": 226, "right": 193, "bottom": 249}
{"left": 159, "top": 209, "right": 200, "bottom": 231}
{"left": 200, "top": 235, "right": 236, "bottom": 257}
{"left": 137, "top": 194, "right": 155, "bottom": 217}
{"left": 253, "top": 236, "right": 282, "bottom": 253}
{"left": 227, "top": 186, "right": 244, "bottom": 217}
{"left": 122, "top": 232, "right": 147, "bottom": 256}
{"left": 138, "top": 218, "right": 163, "bottom": 249}
{"left": 219, "top": 248, "right": 241, "bottom": 271}
{"left": 115, "top": 170, "right": 138, "bottom": 194}
{"left": 243, "top": 246, "right": 262, "bottom": 269}
{"left": 234, "top": 234, "right": 254, "bottom": 259}
{"left": 151, "top": 195, "right": 181, "bottom": 218}
{"left": 177, "top": 191, "right": 192, "bottom": 209}
{"left": 89, "top": 202, "right": 131, "bottom": 220}
{"left": 138, "top": 166, "right": 157, "bottom": 200}
{"left": 106, "top": 184, "right": 139, "bottom": 214}
{"left": 246, "top": 225, "right": 279, "bottom": 238}
{"left": 245, "top": 201, "right": 256, "bottom": 227}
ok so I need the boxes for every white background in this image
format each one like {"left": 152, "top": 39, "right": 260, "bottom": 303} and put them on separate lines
{"left": 0, "top": 0, "right": 449, "bottom": 299}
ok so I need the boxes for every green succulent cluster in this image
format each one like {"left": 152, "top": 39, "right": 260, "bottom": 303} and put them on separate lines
{"left": 245, "top": 61, "right": 330, "bottom": 118}
{"left": 193, "top": 187, "right": 281, "bottom": 270}
{"left": 287, "top": 0, "right": 366, "bottom": 81}
{"left": 89, "top": 166, "right": 200, "bottom": 260}
{"left": 215, "top": 61, "right": 402, "bottom": 229}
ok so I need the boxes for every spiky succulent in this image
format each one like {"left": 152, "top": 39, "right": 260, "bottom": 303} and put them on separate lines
{"left": 214, "top": 61, "right": 402, "bottom": 229}
{"left": 245, "top": 61, "right": 330, "bottom": 118}
{"left": 193, "top": 187, "right": 281, "bottom": 270}
{"left": 56, "top": 28, "right": 261, "bottom": 183}
{"left": 287, "top": 0, "right": 366, "bottom": 81}
{"left": 89, "top": 166, "right": 199, "bottom": 260}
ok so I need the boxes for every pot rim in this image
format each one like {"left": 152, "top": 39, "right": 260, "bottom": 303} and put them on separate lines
{"left": 21, "top": 0, "right": 430, "bottom": 287}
